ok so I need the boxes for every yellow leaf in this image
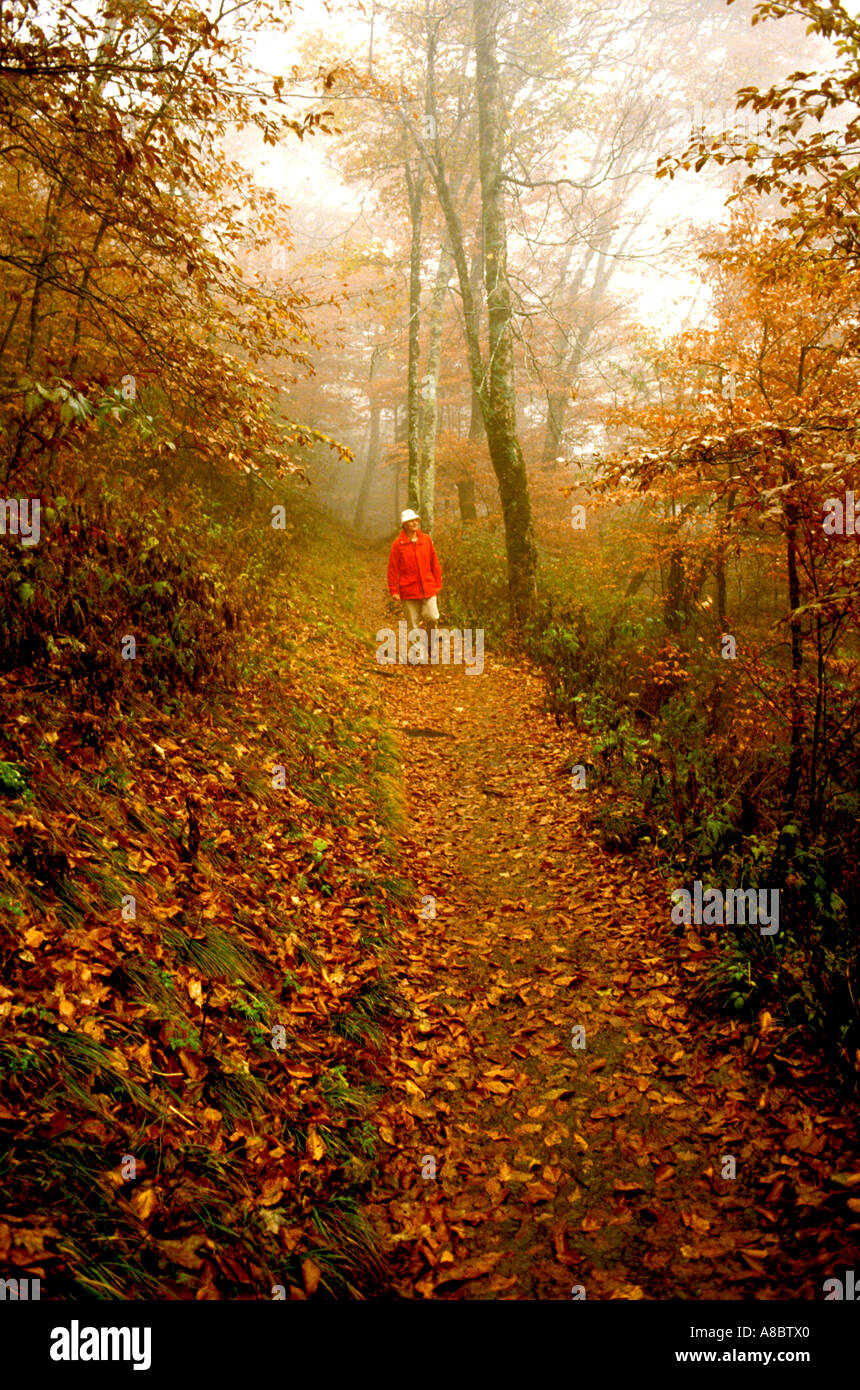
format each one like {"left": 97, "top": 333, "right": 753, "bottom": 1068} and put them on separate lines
{"left": 130, "top": 1187, "right": 158, "bottom": 1220}
{"left": 498, "top": 1161, "right": 534, "bottom": 1183}
{"left": 306, "top": 1126, "right": 326, "bottom": 1161}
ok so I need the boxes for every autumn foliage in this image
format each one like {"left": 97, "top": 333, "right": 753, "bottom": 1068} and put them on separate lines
{"left": 1, "top": 0, "right": 859, "bottom": 1311}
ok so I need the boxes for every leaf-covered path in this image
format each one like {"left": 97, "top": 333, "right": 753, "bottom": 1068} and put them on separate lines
{"left": 359, "top": 567, "right": 860, "bottom": 1300}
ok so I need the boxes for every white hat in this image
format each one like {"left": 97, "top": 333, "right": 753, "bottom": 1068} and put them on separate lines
{"left": 400, "top": 508, "right": 420, "bottom": 523}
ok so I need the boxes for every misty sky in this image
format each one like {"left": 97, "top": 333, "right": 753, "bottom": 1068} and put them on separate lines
{"left": 221, "top": 0, "right": 846, "bottom": 339}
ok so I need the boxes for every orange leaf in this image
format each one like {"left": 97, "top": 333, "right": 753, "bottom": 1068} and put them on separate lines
{"left": 302, "top": 1258, "right": 321, "bottom": 1295}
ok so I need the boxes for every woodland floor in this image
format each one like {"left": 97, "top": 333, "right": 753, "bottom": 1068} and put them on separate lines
{"left": 357, "top": 560, "right": 860, "bottom": 1300}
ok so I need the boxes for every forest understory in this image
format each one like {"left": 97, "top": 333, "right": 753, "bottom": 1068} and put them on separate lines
{"left": 2, "top": 527, "right": 857, "bottom": 1302}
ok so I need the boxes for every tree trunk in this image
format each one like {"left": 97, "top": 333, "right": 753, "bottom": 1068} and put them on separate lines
{"left": 542, "top": 389, "right": 568, "bottom": 465}
{"left": 783, "top": 497, "right": 804, "bottom": 816}
{"left": 625, "top": 566, "right": 651, "bottom": 598}
{"left": 468, "top": 248, "right": 486, "bottom": 441}
{"left": 418, "top": 241, "right": 452, "bottom": 534}
{"left": 664, "top": 546, "right": 684, "bottom": 632}
{"left": 541, "top": 325, "right": 589, "bottom": 464}
{"left": 715, "top": 550, "right": 727, "bottom": 624}
{"left": 469, "top": 382, "right": 484, "bottom": 440}
{"left": 415, "top": 3, "right": 536, "bottom": 621}
{"left": 24, "top": 183, "right": 66, "bottom": 373}
{"left": 405, "top": 161, "right": 424, "bottom": 512}
{"left": 714, "top": 486, "right": 735, "bottom": 624}
{"left": 473, "top": 0, "right": 537, "bottom": 625}
{"left": 354, "top": 353, "right": 382, "bottom": 534}
{"left": 457, "top": 478, "right": 477, "bottom": 521}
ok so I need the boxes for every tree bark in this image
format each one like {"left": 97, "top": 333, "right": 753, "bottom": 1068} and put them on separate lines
{"left": 354, "top": 351, "right": 382, "bottom": 533}
{"left": 410, "top": 1, "right": 537, "bottom": 622}
{"left": 663, "top": 546, "right": 685, "bottom": 632}
{"left": 783, "top": 492, "right": 804, "bottom": 817}
{"left": 457, "top": 478, "right": 477, "bottom": 521}
{"left": 542, "top": 388, "right": 569, "bottom": 466}
{"left": 468, "top": 247, "right": 486, "bottom": 441}
{"left": 418, "top": 241, "right": 452, "bottom": 534}
{"left": 404, "top": 161, "right": 424, "bottom": 512}
{"left": 472, "top": 0, "right": 537, "bottom": 625}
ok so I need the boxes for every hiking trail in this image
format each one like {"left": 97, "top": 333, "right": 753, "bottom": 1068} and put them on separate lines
{"left": 357, "top": 560, "right": 858, "bottom": 1300}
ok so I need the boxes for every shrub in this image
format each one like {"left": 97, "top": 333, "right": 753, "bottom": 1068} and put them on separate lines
{"left": 0, "top": 495, "right": 240, "bottom": 705}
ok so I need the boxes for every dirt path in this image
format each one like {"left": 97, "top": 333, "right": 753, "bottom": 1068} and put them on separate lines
{"left": 358, "top": 565, "right": 859, "bottom": 1300}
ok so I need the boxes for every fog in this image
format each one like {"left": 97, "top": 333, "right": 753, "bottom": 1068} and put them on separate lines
{"left": 216, "top": 0, "right": 836, "bottom": 538}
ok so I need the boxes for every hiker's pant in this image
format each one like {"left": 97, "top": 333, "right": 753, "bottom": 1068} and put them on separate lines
{"left": 402, "top": 596, "right": 439, "bottom": 628}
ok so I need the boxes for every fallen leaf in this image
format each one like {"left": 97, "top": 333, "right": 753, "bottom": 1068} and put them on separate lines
{"left": 432, "top": 1251, "right": 505, "bottom": 1287}
{"left": 302, "top": 1258, "right": 321, "bottom": 1295}
{"left": 306, "top": 1127, "right": 326, "bottom": 1161}
{"left": 130, "top": 1187, "right": 158, "bottom": 1220}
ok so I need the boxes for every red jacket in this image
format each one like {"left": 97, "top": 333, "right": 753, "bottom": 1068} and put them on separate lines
{"left": 387, "top": 529, "right": 442, "bottom": 600}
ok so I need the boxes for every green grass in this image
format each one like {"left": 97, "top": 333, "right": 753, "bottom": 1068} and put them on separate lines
{"left": 162, "top": 924, "right": 267, "bottom": 989}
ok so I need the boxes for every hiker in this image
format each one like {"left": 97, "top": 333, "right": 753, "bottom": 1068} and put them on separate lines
{"left": 387, "top": 508, "right": 442, "bottom": 657}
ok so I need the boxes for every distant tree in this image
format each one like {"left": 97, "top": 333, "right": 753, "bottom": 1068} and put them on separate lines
{"left": 0, "top": 0, "right": 340, "bottom": 491}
